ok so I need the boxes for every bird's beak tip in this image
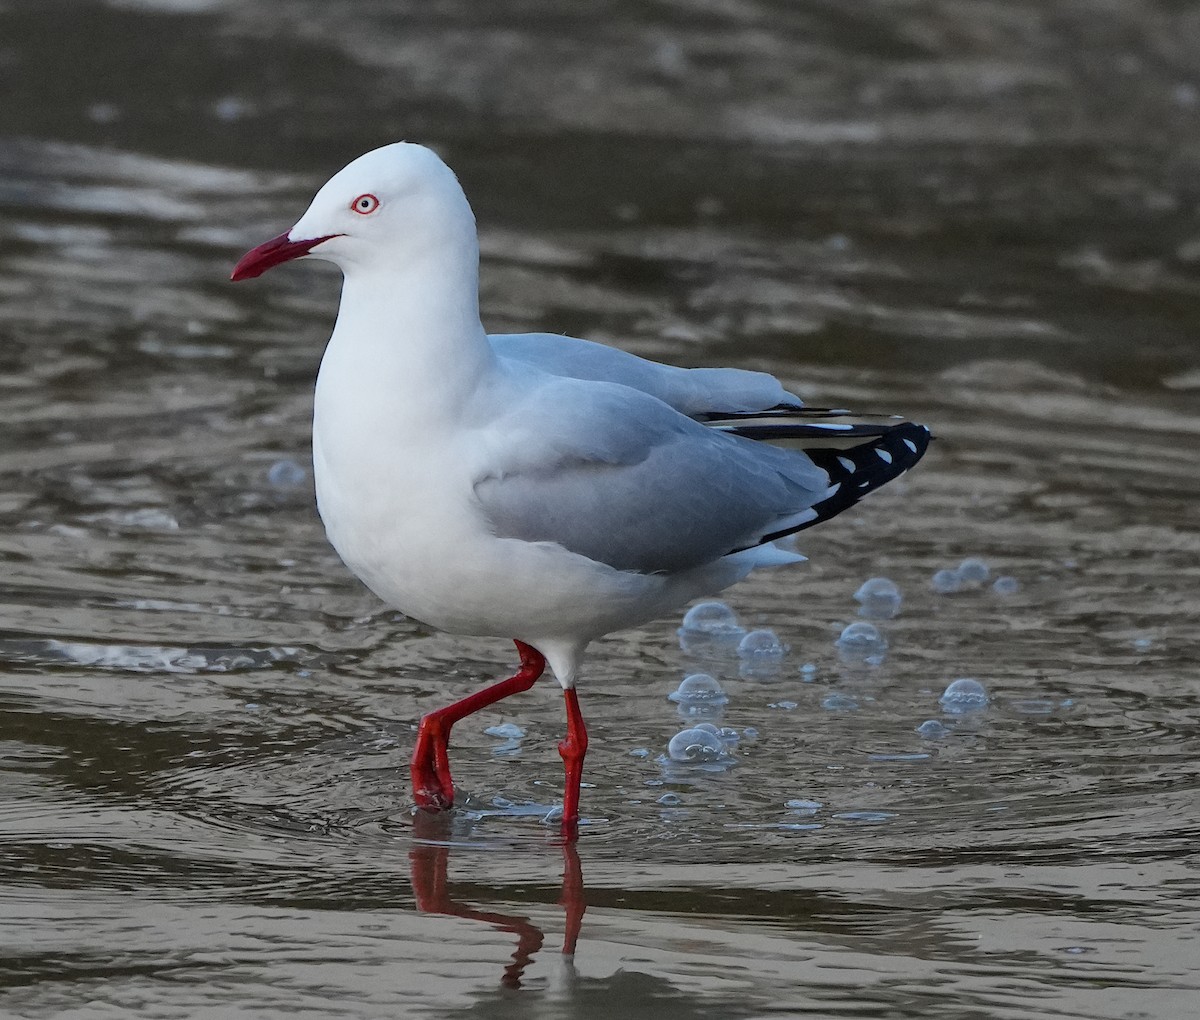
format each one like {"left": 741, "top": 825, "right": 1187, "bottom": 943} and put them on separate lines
{"left": 231, "top": 231, "right": 336, "bottom": 282}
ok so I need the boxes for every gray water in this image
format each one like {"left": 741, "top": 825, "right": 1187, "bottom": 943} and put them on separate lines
{"left": 2, "top": 2, "right": 1199, "bottom": 1017}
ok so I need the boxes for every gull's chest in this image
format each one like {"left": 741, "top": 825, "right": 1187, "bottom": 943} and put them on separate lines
{"left": 312, "top": 404, "right": 475, "bottom": 568}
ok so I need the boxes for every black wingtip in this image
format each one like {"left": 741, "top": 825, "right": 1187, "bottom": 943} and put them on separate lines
{"left": 792, "top": 421, "right": 931, "bottom": 533}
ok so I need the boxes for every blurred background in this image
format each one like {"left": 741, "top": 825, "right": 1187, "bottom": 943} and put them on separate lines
{"left": 1, "top": 2, "right": 1198, "bottom": 1018}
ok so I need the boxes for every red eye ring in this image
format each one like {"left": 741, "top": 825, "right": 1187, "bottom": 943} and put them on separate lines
{"left": 350, "top": 193, "right": 380, "bottom": 215}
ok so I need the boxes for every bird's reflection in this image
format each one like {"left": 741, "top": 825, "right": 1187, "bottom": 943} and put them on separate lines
{"left": 409, "top": 812, "right": 585, "bottom": 988}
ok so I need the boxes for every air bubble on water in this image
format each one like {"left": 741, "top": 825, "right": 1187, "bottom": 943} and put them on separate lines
{"left": 678, "top": 600, "right": 747, "bottom": 653}
{"left": 1132, "top": 636, "right": 1153, "bottom": 651}
{"left": 666, "top": 726, "right": 729, "bottom": 763}
{"left": 20, "top": 639, "right": 300, "bottom": 674}
{"left": 768, "top": 700, "right": 798, "bottom": 711}
{"left": 931, "top": 568, "right": 962, "bottom": 594}
{"left": 680, "top": 601, "right": 743, "bottom": 636}
{"left": 716, "top": 727, "right": 741, "bottom": 743}
{"left": 939, "top": 678, "right": 989, "bottom": 714}
{"left": 656, "top": 793, "right": 682, "bottom": 806}
{"left": 800, "top": 662, "right": 818, "bottom": 679}
{"left": 628, "top": 747, "right": 651, "bottom": 758}
{"left": 82, "top": 508, "right": 179, "bottom": 532}
{"left": 737, "top": 629, "right": 786, "bottom": 659}
{"left": 916, "top": 719, "right": 951, "bottom": 738}
{"left": 484, "top": 723, "right": 525, "bottom": 739}
{"left": 268, "top": 458, "right": 308, "bottom": 488}
{"left": 667, "top": 673, "right": 728, "bottom": 706}
{"left": 835, "top": 621, "right": 887, "bottom": 664}
{"left": 834, "top": 811, "right": 897, "bottom": 823}
{"left": 87, "top": 102, "right": 121, "bottom": 124}
{"left": 957, "top": 558, "right": 991, "bottom": 584}
{"left": 212, "top": 96, "right": 252, "bottom": 122}
{"left": 785, "top": 799, "right": 822, "bottom": 816}
{"left": 741, "top": 727, "right": 759, "bottom": 739}
{"left": 991, "top": 575, "right": 1019, "bottom": 595}
{"left": 854, "top": 576, "right": 902, "bottom": 619}
{"left": 1011, "top": 698, "right": 1055, "bottom": 715}
{"left": 822, "top": 693, "right": 860, "bottom": 711}
{"left": 485, "top": 721, "right": 525, "bottom": 755}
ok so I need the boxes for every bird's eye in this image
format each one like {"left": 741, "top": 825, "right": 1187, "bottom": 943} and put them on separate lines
{"left": 350, "top": 193, "right": 380, "bottom": 215}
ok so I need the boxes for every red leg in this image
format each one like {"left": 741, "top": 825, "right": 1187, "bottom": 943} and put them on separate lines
{"left": 411, "top": 639, "right": 545, "bottom": 811}
{"left": 557, "top": 687, "right": 589, "bottom": 838}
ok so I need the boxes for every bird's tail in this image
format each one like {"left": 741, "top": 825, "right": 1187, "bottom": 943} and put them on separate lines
{"left": 706, "top": 408, "right": 932, "bottom": 540}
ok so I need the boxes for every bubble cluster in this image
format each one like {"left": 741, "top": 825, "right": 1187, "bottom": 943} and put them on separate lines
{"left": 931, "top": 557, "right": 1002, "bottom": 595}
{"left": 854, "top": 576, "right": 902, "bottom": 619}
{"left": 666, "top": 724, "right": 731, "bottom": 763}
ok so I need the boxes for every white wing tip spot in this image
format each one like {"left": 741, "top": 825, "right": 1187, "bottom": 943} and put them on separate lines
{"left": 876, "top": 449, "right": 893, "bottom": 465}
{"left": 837, "top": 456, "right": 855, "bottom": 473}
{"left": 902, "top": 438, "right": 918, "bottom": 453}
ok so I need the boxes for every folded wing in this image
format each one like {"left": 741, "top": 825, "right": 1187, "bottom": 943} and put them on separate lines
{"left": 472, "top": 379, "right": 929, "bottom": 575}
{"left": 491, "top": 332, "right": 803, "bottom": 417}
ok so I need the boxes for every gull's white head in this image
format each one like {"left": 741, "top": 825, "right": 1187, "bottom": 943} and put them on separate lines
{"left": 231, "top": 142, "right": 475, "bottom": 282}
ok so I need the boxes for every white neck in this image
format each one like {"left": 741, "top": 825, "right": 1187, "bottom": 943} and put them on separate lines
{"left": 315, "top": 245, "right": 495, "bottom": 425}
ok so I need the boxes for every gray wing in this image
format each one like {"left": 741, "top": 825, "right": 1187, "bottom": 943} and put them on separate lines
{"left": 472, "top": 380, "right": 830, "bottom": 574}
{"left": 490, "top": 332, "right": 803, "bottom": 417}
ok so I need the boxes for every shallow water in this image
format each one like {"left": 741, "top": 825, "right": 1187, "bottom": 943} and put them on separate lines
{"left": 2, "top": 2, "right": 1199, "bottom": 1018}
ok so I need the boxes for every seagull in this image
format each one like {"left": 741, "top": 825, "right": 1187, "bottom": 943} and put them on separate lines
{"left": 231, "top": 142, "right": 930, "bottom": 835}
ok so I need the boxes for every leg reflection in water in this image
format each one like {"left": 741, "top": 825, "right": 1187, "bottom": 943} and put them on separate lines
{"left": 409, "top": 813, "right": 586, "bottom": 988}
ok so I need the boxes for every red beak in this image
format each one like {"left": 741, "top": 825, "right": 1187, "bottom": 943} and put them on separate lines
{"left": 230, "top": 231, "right": 338, "bottom": 281}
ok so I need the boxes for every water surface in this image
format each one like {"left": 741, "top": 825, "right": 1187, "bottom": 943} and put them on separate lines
{"left": 1, "top": 2, "right": 1198, "bottom": 1017}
